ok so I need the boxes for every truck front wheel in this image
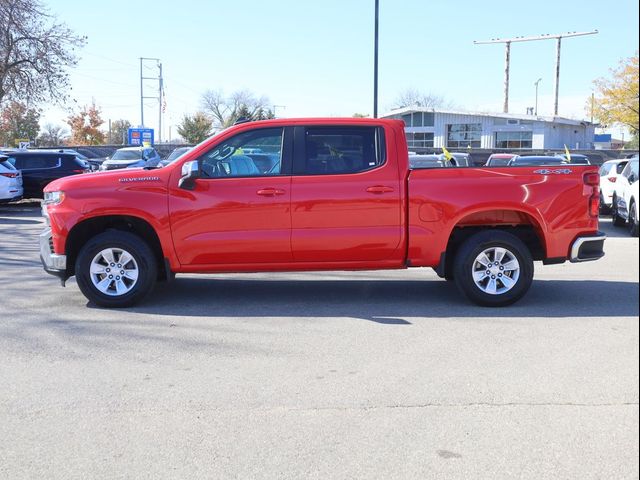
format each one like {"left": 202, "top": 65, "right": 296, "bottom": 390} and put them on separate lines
{"left": 453, "top": 230, "right": 534, "bottom": 307}
{"left": 75, "top": 231, "right": 157, "bottom": 308}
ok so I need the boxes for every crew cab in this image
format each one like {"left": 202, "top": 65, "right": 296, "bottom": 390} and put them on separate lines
{"left": 40, "top": 118, "right": 606, "bottom": 308}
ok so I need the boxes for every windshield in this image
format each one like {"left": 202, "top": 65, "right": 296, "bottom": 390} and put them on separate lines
{"left": 166, "top": 148, "right": 191, "bottom": 162}
{"left": 488, "top": 157, "right": 512, "bottom": 166}
{"left": 1, "top": 159, "right": 16, "bottom": 170}
{"left": 111, "top": 150, "right": 143, "bottom": 161}
{"left": 511, "top": 156, "right": 566, "bottom": 166}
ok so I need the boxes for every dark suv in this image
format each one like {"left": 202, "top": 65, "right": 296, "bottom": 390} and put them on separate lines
{"left": 3, "top": 151, "right": 89, "bottom": 198}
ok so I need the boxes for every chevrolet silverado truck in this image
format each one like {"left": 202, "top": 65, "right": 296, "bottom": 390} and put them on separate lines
{"left": 40, "top": 118, "right": 606, "bottom": 308}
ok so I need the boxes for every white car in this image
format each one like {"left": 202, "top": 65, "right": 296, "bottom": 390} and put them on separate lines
{"left": 99, "top": 146, "right": 162, "bottom": 171}
{"left": 611, "top": 156, "right": 639, "bottom": 237}
{"left": 0, "top": 156, "right": 23, "bottom": 203}
{"left": 599, "top": 159, "right": 629, "bottom": 212}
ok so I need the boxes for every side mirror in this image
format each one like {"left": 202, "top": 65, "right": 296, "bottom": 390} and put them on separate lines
{"left": 179, "top": 160, "right": 199, "bottom": 190}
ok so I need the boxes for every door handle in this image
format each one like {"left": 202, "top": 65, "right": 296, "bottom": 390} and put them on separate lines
{"left": 366, "top": 185, "right": 394, "bottom": 194}
{"left": 256, "top": 188, "right": 286, "bottom": 196}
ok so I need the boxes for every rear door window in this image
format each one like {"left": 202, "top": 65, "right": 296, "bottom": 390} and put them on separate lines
{"left": 13, "top": 155, "right": 58, "bottom": 169}
{"left": 616, "top": 162, "right": 628, "bottom": 174}
{"left": 298, "top": 127, "right": 385, "bottom": 175}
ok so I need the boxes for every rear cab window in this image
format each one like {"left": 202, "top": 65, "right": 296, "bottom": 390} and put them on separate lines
{"left": 296, "top": 126, "right": 385, "bottom": 175}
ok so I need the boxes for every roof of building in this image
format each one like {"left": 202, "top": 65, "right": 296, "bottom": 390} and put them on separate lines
{"left": 382, "top": 106, "right": 594, "bottom": 127}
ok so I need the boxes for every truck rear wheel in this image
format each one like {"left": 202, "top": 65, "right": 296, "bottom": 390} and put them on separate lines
{"left": 75, "top": 231, "right": 157, "bottom": 308}
{"left": 453, "top": 230, "right": 534, "bottom": 307}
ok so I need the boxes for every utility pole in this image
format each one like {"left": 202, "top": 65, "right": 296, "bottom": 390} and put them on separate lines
{"left": 534, "top": 78, "right": 542, "bottom": 116}
{"left": 474, "top": 30, "right": 598, "bottom": 115}
{"left": 139, "top": 57, "right": 163, "bottom": 142}
{"left": 158, "top": 62, "right": 163, "bottom": 143}
{"left": 502, "top": 41, "right": 510, "bottom": 113}
{"left": 373, "top": 0, "right": 379, "bottom": 118}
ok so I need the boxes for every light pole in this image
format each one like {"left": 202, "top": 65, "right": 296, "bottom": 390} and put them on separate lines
{"left": 534, "top": 78, "right": 542, "bottom": 116}
{"left": 373, "top": 0, "right": 379, "bottom": 118}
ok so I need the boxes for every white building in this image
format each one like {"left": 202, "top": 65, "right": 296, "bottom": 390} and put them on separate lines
{"left": 382, "top": 107, "right": 596, "bottom": 151}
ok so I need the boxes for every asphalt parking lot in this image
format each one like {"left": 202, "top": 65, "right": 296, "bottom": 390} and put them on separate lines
{"left": 0, "top": 203, "right": 638, "bottom": 479}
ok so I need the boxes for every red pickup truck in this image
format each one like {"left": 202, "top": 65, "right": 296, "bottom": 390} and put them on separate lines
{"left": 40, "top": 118, "right": 605, "bottom": 308}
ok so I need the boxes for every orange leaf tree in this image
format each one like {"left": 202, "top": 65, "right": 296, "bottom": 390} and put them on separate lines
{"left": 66, "top": 102, "right": 106, "bottom": 145}
{"left": 590, "top": 52, "right": 639, "bottom": 139}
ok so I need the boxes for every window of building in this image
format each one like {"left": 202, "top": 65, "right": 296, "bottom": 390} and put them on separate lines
{"left": 447, "top": 124, "right": 482, "bottom": 148}
{"left": 406, "top": 132, "right": 434, "bottom": 149}
{"left": 301, "top": 127, "right": 385, "bottom": 175}
{"left": 401, "top": 114, "right": 412, "bottom": 127}
{"left": 495, "top": 131, "right": 533, "bottom": 149}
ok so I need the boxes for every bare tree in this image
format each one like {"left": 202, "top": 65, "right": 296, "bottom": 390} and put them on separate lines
{"left": 393, "top": 88, "right": 453, "bottom": 110}
{"left": 0, "top": 0, "right": 86, "bottom": 107}
{"left": 37, "top": 123, "right": 68, "bottom": 146}
{"left": 201, "top": 89, "right": 273, "bottom": 128}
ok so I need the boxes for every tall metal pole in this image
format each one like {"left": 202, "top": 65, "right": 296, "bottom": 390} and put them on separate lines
{"left": 373, "top": 0, "right": 379, "bottom": 118}
{"left": 553, "top": 37, "right": 562, "bottom": 116}
{"left": 139, "top": 58, "right": 144, "bottom": 127}
{"left": 158, "top": 62, "right": 163, "bottom": 143}
{"left": 534, "top": 78, "right": 542, "bottom": 116}
{"left": 503, "top": 42, "right": 511, "bottom": 113}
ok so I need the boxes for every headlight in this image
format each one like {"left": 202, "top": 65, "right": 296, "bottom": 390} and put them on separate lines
{"left": 43, "top": 191, "right": 65, "bottom": 206}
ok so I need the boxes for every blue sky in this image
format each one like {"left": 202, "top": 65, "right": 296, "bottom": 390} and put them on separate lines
{"left": 44, "top": 0, "right": 639, "bottom": 139}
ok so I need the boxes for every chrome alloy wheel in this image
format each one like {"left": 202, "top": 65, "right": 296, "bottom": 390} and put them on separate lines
{"left": 471, "top": 247, "right": 521, "bottom": 295}
{"left": 89, "top": 248, "right": 139, "bottom": 296}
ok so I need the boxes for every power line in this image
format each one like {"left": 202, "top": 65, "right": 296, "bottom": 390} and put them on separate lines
{"left": 473, "top": 30, "right": 598, "bottom": 115}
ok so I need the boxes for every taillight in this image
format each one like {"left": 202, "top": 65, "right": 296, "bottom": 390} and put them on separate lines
{"left": 71, "top": 169, "right": 86, "bottom": 174}
{"left": 584, "top": 172, "right": 600, "bottom": 218}
{"left": 0, "top": 172, "right": 18, "bottom": 178}
{"left": 584, "top": 172, "right": 600, "bottom": 186}
{"left": 607, "top": 176, "right": 617, "bottom": 183}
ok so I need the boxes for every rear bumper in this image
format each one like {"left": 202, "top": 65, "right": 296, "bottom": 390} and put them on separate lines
{"left": 570, "top": 232, "right": 606, "bottom": 263}
{"left": 39, "top": 228, "right": 68, "bottom": 281}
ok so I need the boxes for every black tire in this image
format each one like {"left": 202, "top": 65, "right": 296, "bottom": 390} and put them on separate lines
{"left": 75, "top": 230, "right": 157, "bottom": 308}
{"left": 599, "top": 193, "right": 611, "bottom": 215}
{"left": 453, "top": 230, "right": 534, "bottom": 307}
{"left": 611, "top": 196, "right": 627, "bottom": 227}
{"left": 629, "top": 202, "right": 639, "bottom": 237}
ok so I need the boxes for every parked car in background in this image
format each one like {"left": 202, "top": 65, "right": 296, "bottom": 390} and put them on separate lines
{"left": 557, "top": 153, "right": 591, "bottom": 165}
{"left": 409, "top": 154, "right": 451, "bottom": 169}
{"left": 3, "top": 151, "right": 89, "bottom": 198}
{"left": 508, "top": 155, "right": 567, "bottom": 167}
{"left": 599, "top": 159, "right": 629, "bottom": 213}
{"left": 159, "top": 147, "right": 192, "bottom": 167}
{"left": 448, "top": 152, "right": 472, "bottom": 167}
{"left": 0, "top": 156, "right": 23, "bottom": 203}
{"left": 99, "top": 147, "right": 162, "bottom": 171}
{"left": 611, "top": 156, "right": 639, "bottom": 236}
{"left": 485, "top": 154, "right": 516, "bottom": 167}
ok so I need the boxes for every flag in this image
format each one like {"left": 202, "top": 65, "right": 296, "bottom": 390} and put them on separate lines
{"left": 564, "top": 144, "right": 572, "bottom": 163}
{"left": 442, "top": 146, "right": 453, "bottom": 162}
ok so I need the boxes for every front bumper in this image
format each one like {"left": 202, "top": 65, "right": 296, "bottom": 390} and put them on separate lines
{"left": 570, "top": 231, "right": 606, "bottom": 263}
{"left": 39, "top": 228, "right": 68, "bottom": 283}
